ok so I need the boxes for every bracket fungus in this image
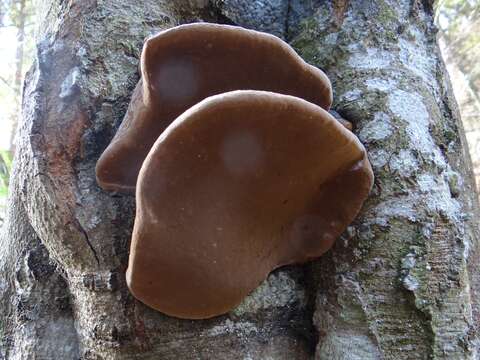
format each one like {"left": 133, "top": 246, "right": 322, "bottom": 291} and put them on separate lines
{"left": 95, "top": 23, "right": 374, "bottom": 319}
{"left": 96, "top": 23, "right": 333, "bottom": 193}
{"left": 127, "top": 91, "right": 373, "bottom": 319}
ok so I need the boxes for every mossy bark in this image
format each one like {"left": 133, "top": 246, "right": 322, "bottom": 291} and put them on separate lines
{"left": 1, "top": 0, "right": 479, "bottom": 359}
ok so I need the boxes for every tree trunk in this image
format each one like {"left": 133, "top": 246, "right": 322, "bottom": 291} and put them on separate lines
{"left": 1, "top": 0, "right": 479, "bottom": 359}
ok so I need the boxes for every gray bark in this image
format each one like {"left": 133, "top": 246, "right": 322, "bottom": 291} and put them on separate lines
{"left": 1, "top": 0, "right": 479, "bottom": 359}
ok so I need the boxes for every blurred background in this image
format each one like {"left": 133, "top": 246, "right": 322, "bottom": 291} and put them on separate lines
{"left": 0, "top": 0, "right": 34, "bottom": 226}
{"left": 0, "top": 0, "right": 478, "bottom": 227}
{"left": 437, "top": 0, "right": 480, "bottom": 197}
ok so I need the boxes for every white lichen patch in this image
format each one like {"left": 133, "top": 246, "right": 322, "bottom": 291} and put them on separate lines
{"left": 388, "top": 89, "right": 428, "bottom": 145}
{"left": 208, "top": 319, "right": 258, "bottom": 337}
{"left": 417, "top": 173, "right": 462, "bottom": 220}
{"left": 398, "top": 27, "right": 438, "bottom": 90}
{"left": 358, "top": 112, "right": 393, "bottom": 143}
{"left": 232, "top": 271, "right": 306, "bottom": 316}
{"left": 348, "top": 47, "right": 394, "bottom": 70}
{"left": 401, "top": 252, "right": 417, "bottom": 270}
{"left": 371, "top": 170, "right": 462, "bottom": 228}
{"left": 324, "top": 32, "right": 338, "bottom": 45}
{"left": 367, "top": 148, "right": 389, "bottom": 169}
{"left": 389, "top": 149, "right": 419, "bottom": 178}
{"left": 400, "top": 249, "right": 423, "bottom": 294}
{"left": 372, "top": 197, "right": 417, "bottom": 226}
{"left": 402, "top": 274, "right": 419, "bottom": 291}
{"left": 388, "top": 89, "right": 446, "bottom": 168}
{"left": 421, "top": 222, "right": 435, "bottom": 238}
{"left": 365, "top": 78, "right": 397, "bottom": 92}
{"left": 59, "top": 67, "right": 80, "bottom": 99}
{"left": 339, "top": 89, "right": 361, "bottom": 103}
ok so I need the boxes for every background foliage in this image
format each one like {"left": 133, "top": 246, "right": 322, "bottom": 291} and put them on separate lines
{"left": 0, "top": 0, "right": 35, "bottom": 226}
{"left": 437, "top": 0, "right": 480, "bottom": 97}
{"left": 0, "top": 150, "right": 12, "bottom": 226}
{"left": 436, "top": 0, "right": 480, "bottom": 194}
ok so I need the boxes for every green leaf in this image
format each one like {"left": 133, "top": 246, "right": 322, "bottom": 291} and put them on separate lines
{"left": 0, "top": 150, "right": 12, "bottom": 197}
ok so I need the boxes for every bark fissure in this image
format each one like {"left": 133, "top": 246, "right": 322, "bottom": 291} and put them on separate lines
{"left": 75, "top": 218, "right": 100, "bottom": 265}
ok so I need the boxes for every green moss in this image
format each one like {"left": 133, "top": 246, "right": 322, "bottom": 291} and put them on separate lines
{"left": 290, "top": 17, "right": 322, "bottom": 64}
{"left": 117, "top": 40, "right": 139, "bottom": 57}
{"left": 0, "top": 150, "right": 12, "bottom": 198}
{"left": 292, "top": 38, "right": 320, "bottom": 63}
{"left": 376, "top": 0, "right": 398, "bottom": 25}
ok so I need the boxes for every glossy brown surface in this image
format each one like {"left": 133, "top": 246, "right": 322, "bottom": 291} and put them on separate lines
{"left": 127, "top": 91, "right": 373, "bottom": 319}
{"left": 96, "top": 23, "right": 333, "bottom": 192}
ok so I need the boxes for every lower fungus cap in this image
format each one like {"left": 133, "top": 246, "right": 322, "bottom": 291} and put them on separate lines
{"left": 127, "top": 90, "right": 373, "bottom": 319}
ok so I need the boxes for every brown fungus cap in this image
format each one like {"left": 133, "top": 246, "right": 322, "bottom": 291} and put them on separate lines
{"left": 127, "top": 90, "right": 373, "bottom": 319}
{"left": 96, "top": 23, "right": 333, "bottom": 193}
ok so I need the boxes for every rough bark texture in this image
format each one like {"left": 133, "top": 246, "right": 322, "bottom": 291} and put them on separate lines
{"left": 1, "top": 0, "right": 479, "bottom": 359}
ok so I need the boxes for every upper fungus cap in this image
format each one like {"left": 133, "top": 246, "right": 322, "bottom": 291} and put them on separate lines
{"left": 126, "top": 90, "right": 373, "bottom": 319}
{"left": 95, "top": 23, "right": 333, "bottom": 193}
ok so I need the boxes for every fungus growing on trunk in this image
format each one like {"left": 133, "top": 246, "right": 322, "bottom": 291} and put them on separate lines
{"left": 96, "top": 23, "right": 333, "bottom": 193}
{"left": 127, "top": 90, "right": 373, "bottom": 319}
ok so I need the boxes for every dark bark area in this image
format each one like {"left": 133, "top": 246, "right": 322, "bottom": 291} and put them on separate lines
{"left": 0, "top": 67, "right": 79, "bottom": 357}
{"left": 1, "top": 0, "right": 479, "bottom": 359}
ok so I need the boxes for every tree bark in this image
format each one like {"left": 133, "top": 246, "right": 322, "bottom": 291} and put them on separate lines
{"left": 1, "top": 0, "right": 479, "bottom": 359}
